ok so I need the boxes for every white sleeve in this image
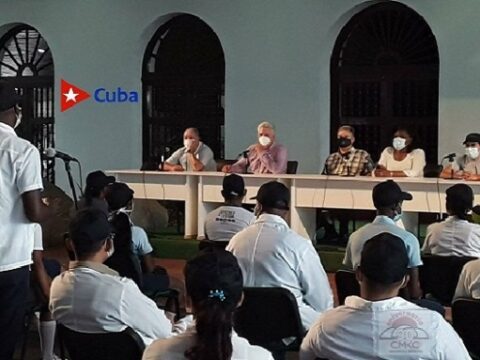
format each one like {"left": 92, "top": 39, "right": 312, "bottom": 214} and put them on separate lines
{"left": 453, "top": 265, "right": 470, "bottom": 301}
{"left": 403, "top": 149, "right": 426, "bottom": 177}
{"left": 298, "top": 243, "right": 334, "bottom": 312}
{"left": 377, "top": 148, "right": 389, "bottom": 168}
{"left": 422, "top": 224, "right": 434, "bottom": 254}
{"left": 16, "top": 146, "right": 43, "bottom": 194}
{"left": 436, "top": 316, "right": 471, "bottom": 359}
{"left": 165, "top": 147, "right": 184, "bottom": 165}
{"left": 299, "top": 321, "right": 323, "bottom": 360}
{"left": 33, "top": 223, "right": 43, "bottom": 251}
{"left": 342, "top": 239, "right": 354, "bottom": 269}
{"left": 120, "top": 280, "right": 173, "bottom": 344}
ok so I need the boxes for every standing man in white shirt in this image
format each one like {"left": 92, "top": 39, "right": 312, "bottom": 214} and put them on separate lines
{"left": 163, "top": 127, "right": 217, "bottom": 172}
{"left": 0, "top": 82, "right": 53, "bottom": 359}
{"left": 49, "top": 208, "right": 173, "bottom": 346}
{"left": 204, "top": 174, "right": 255, "bottom": 242}
{"left": 343, "top": 180, "right": 423, "bottom": 299}
{"left": 227, "top": 181, "right": 333, "bottom": 329}
{"left": 301, "top": 233, "right": 471, "bottom": 360}
{"left": 423, "top": 184, "right": 480, "bottom": 257}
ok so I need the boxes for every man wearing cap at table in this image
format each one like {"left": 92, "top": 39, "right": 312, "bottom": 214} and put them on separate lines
{"left": 0, "top": 81, "right": 53, "bottom": 358}
{"left": 227, "top": 181, "right": 333, "bottom": 329}
{"left": 440, "top": 132, "right": 480, "bottom": 180}
{"left": 343, "top": 180, "right": 423, "bottom": 299}
{"left": 204, "top": 174, "right": 255, "bottom": 243}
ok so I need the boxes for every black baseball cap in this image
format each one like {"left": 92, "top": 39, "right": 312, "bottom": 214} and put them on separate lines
{"left": 360, "top": 232, "right": 409, "bottom": 285}
{"left": 251, "top": 181, "right": 290, "bottom": 210}
{"left": 86, "top": 170, "right": 115, "bottom": 190}
{"left": 69, "top": 208, "right": 113, "bottom": 249}
{"left": 106, "top": 182, "right": 134, "bottom": 211}
{"left": 222, "top": 174, "right": 245, "bottom": 197}
{"left": 372, "top": 180, "right": 412, "bottom": 208}
{"left": 446, "top": 183, "right": 473, "bottom": 210}
{"left": 0, "top": 81, "right": 21, "bottom": 112}
{"left": 463, "top": 133, "right": 480, "bottom": 145}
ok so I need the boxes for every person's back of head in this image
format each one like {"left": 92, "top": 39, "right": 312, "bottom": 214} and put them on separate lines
{"left": 84, "top": 170, "right": 115, "bottom": 205}
{"left": 0, "top": 81, "right": 21, "bottom": 127}
{"left": 221, "top": 174, "right": 246, "bottom": 204}
{"left": 69, "top": 208, "right": 114, "bottom": 261}
{"left": 106, "top": 182, "right": 134, "bottom": 212}
{"left": 184, "top": 250, "right": 243, "bottom": 360}
{"left": 446, "top": 183, "right": 473, "bottom": 220}
{"left": 358, "top": 232, "right": 409, "bottom": 299}
{"left": 372, "top": 180, "right": 412, "bottom": 218}
{"left": 253, "top": 181, "right": 290, "bottom": 219}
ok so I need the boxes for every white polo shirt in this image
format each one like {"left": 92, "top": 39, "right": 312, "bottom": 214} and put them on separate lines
{"left": 300, "top": 296, "right": 471, "bottom": 360}
{"left": 49, "top": 261, "right": 173, "bottom": 345}
{"left": 0, "top": 122, "right": 43, "bottom": 272}
{"left": 454, "top": 259, "right": 480, "bottom": 300}
{"left": 227, "top": 213, "right": 333, "bottom": 329}
{"left": 143, "top": 325, "right": 274, "bottom": 360}
{"left": 204, "top": 205, "right": 255, "bottom": 242}
{"left": 166, "top": 142, "right": 216, "bottom": 171}
{"left": 343, "top": 216, "right": 423, "bottom": 269}
{"left": 423, "top": 216, "right": 480, "bottom": 257}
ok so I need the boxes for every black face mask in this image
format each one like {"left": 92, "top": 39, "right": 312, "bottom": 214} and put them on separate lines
{"left": 338, "top": 137, "right": 352, "bottom": 148}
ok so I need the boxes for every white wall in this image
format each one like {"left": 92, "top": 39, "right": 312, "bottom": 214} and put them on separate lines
{"left": 0, "top": 0, "right": 479, "bottom": 193}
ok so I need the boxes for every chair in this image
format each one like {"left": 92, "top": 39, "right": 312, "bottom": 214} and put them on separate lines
{"left": 286, "top": 160, "right": 298, "bottom": 174}
{"left": 198, "top": 239, "right": 230, "bottom": 251}
{"left": 452, "top": 298, "right": 480, "bottom": 359}
{"left": 234, "top": 287, "right": 305, "bottom": 360}
{"left": 335, "top": 270, "right": 359, "bottom": 305}
{"left": 57, "top": 324, "right": 145, "bottom": 360}
{"left": 419, "top": 255, "right": 475, "bottom": 306}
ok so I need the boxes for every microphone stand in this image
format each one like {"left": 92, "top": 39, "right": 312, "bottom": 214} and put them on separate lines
{"left": 64, "top": 159, "right": 79, "bottom": 210}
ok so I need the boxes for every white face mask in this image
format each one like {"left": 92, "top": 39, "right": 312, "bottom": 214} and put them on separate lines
{"left": 258, "top": 135, "right": 272, "bottom": 147}
{"left": 106, "top": 239, "right": 115, "bottom": 258}
{"left": 392, "top": 137, "right": 407, "bottom": 151}
{"left": 183, "top": 138, "right": 196, "bottom": 151}
{"left": 14, "top": 113, "right": 22, "bottom": 129}
{"left": 465, "top": 147, "right": 479, "bottom": 160}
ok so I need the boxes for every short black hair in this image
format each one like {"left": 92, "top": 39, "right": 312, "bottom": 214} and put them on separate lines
{"left": 360, "top": 233, "right": 409, "bottom": 285}
{"left": 69, "top": 208, "right": 112, "bottom": 259}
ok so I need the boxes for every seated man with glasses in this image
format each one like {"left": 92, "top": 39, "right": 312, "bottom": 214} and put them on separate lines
{"left": 49, "top": 208, "right": 174, "bottom": 346}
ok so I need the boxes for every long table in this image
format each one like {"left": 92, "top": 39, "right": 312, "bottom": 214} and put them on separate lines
{"left": 108, "top": 170, "right": 480, "bottom": 239}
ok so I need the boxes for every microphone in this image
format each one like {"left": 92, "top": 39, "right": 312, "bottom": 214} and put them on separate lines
{"left": 238, "top": 149, "right": 250, "bottom": 158}
{"left": 442, "top": 153, "right": 456, "bottom": 161}
{"left": 44, "top": 148, "right": 78, "bottom": 162}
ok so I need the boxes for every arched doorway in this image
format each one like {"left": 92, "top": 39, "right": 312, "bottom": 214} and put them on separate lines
{"left": 142, "top": 14, "right": 225, "bottom": 165}
{"left": 331, "top": 2, "right": 439, "bottom": 164}
{"left": 0, "top": 25, "right": 55, "bottom": 181}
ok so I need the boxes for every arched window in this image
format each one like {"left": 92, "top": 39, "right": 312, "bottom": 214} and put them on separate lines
{"left": 0, "top": 25, "right": 55, "bottom": 181}
{"left": 331, "top": 2, "right": 439, "bottom": 164}
{"left": 142, "top": 14, "right": 225, "bottom": 165}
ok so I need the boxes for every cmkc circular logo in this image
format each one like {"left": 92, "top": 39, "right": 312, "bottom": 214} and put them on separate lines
{"left": 60, "top": 79, "right": 138, "bottom": 112}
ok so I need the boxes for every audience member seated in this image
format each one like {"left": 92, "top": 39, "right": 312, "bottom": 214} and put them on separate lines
{"left": 454, "top": 259, "right": 480, "bottom": 301}
{"left": 74, "top": 170, "right": 115, "bottom": 216}
{"left": 163, "top": 127, "right": 216, "bottom": 172}
{"left": 31, "top": 223, "right": 61, "bottom": 360}
{"left": 343, "top": 180, "right": 423, "bottom": 299}
{"left": 300, "top": 233, "right": 470, "bottom": 360}
{"left": 440, "top": 133, "right": 480, "bottom": 180}
{"left": 143, "top": 250, "right": 274, "bottom": 360}
{"left": 204, "top": 174, "right": 255, "bottom": 242}
{"left": 222, "top": 121, "right": 287, "bottom": 174}
{"left": 106, "top": 182, "right": 170, "bottom": 293}
{"left": 323, "top": 125, "right": 374, "bottom": 176}
{"left": 227, "top": 181, "right": 333, "bottom": 329}
{"left": 49, "top": 208, "right": 173, "bottom": 346}
{"left": 375, "top": 127, "right": 426, "bottom": 178}
{"left": 423, "top": 184, "right": 480, "bottom": 257}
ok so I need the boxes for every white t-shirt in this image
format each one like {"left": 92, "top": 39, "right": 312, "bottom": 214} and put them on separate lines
{"left": 142, "top": 325, "right": 274, "bottom": 360}
{"left": 0, "top": 122, "right": 43, "bottom": 272}
{"left": 423, "top": 216, "right": 480, "bottom": 257}
{"left": 377, "top": 147, "right": 426, "bottom": 177}
{"left": 33, "top": 223, "right": 43, "bottom": 251}
{"left": 300, "top": 296, "right": 470, "bottom": 360}
{"left": 204, "top": 205, "right": 255, "bottom": 242}
{"left": 454, "top": 259, "right": 480, "bottom": 300}
{"left": 227, "top": 214, "right": 333, "bottom": 329}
